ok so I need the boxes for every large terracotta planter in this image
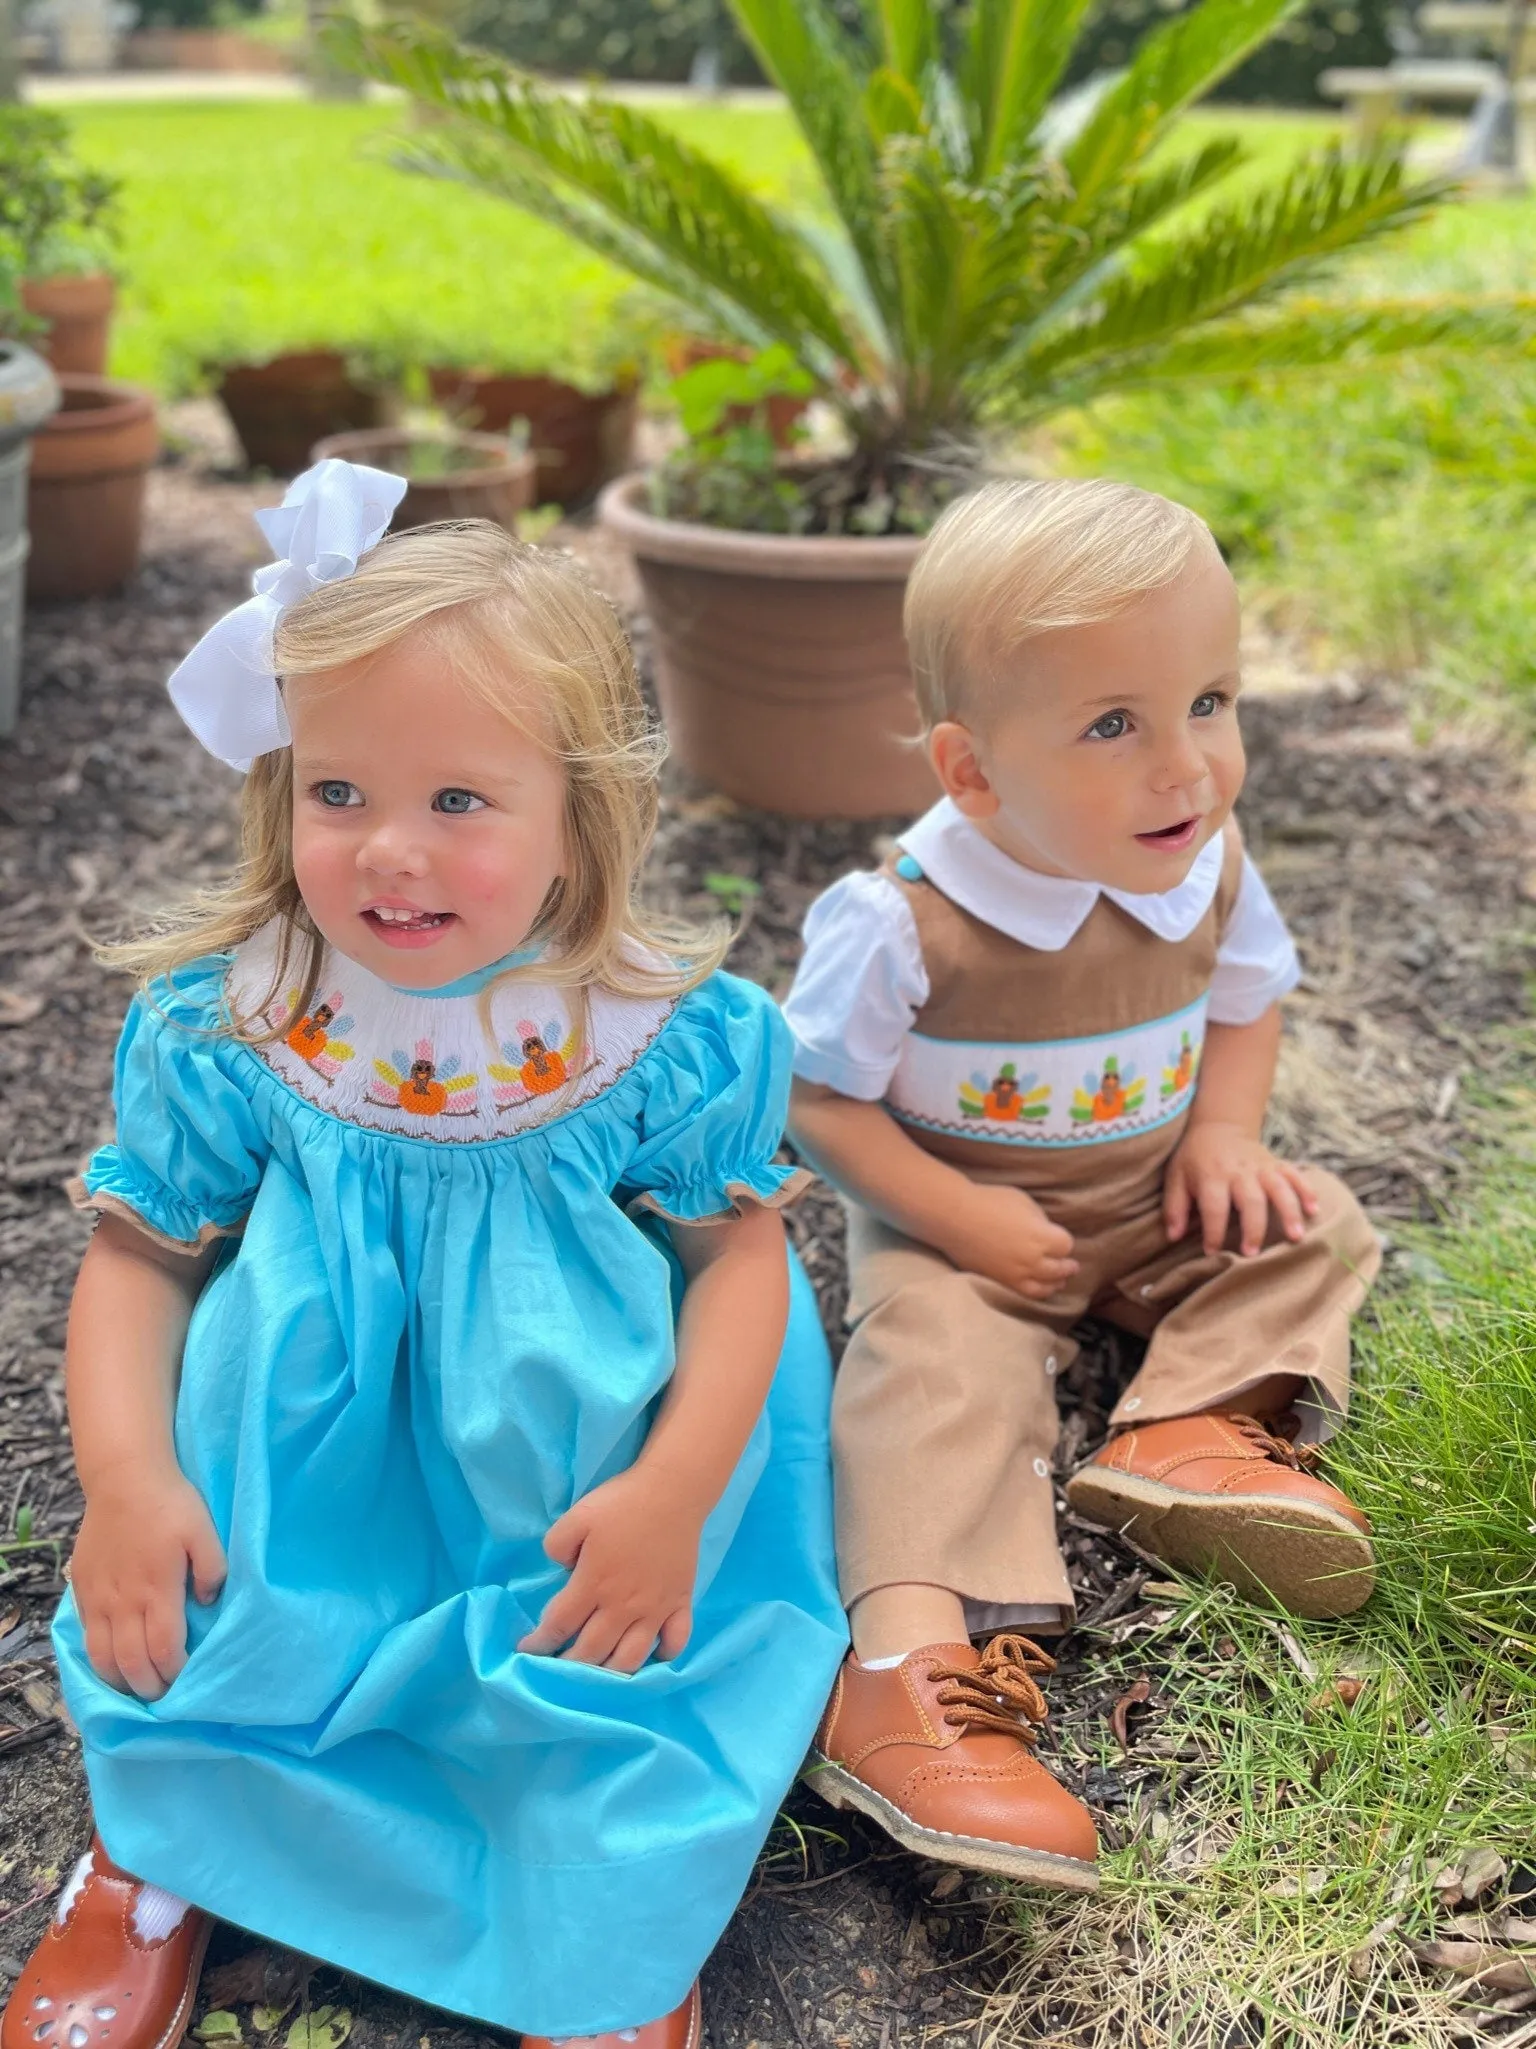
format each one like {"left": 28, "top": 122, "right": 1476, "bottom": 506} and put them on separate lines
{"left": 21, "top": 273, "right": 116, "bottom": 376}
{"left": 219, "top": 351, "right": 390, "bottom": 475}
{"left": 428, "top": 369, "right": 638, "bottom": 508}
{"left": 310, "top": 428, "right": 536, "bottom": 533}
{"left": 27, "top": 376, "right": 157, "bottom": 604}
{"left": 0, "top": 342, "right": 62, "bottom": 734}
{"left": 598, "top": 473, "right": 936, "bottom": 820}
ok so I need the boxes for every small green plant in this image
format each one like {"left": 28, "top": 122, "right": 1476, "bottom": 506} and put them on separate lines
{"left": 652, "top": 343, "right": 814, "bottom": 531}
{"left": 0, "top": 108, "right": 122, "bottom": 279}
{"left": 700, "top": 870, "right": 762, "bottom": 916}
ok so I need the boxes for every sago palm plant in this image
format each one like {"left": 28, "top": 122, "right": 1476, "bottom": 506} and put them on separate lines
{"left": 336, "top": 0, "right": 1532, "bottom": 529}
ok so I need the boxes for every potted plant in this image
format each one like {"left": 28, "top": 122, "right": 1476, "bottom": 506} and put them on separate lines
{"left": 0, "top": 108, "right": 123, "bottom": 378}
{"left": 340, "top": 0, "right": 1535, "bottom": 818}
{"left": 216, "top": 347, "right": 397, "bottom": 476}
{"left": 310, "top": 425, "right": 537, "bottom": 531}
{"left": 24, "top": 373, "right": 159, "bottom": 604}
{"left": 0, "top": 241, "right": 61, "bottom": 735}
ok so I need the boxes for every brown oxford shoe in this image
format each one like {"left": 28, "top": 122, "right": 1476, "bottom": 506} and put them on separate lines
{"left": 809, "top": 1635, "right": 1098, "bottom": 1890}
{"left": 1, "top": 1838, "right": 211, "bottom": 2049}
{"left": 1066, "top": 1410, "right": 1375, "bottom": 1619}
{"left": 519, "top": 1980, "right": 701, "bottom": 2049}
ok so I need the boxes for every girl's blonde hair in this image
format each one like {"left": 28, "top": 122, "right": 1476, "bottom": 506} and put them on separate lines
{"left": 904, "top": 477, "right": 1218, "bottom": 728}
{"left": 107, "top": 521, "right": 728, "bottom": 1034}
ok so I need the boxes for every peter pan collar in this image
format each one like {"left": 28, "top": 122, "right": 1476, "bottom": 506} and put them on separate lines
{"left": 896, "top": 798, "right": 1224, "bottom": 953}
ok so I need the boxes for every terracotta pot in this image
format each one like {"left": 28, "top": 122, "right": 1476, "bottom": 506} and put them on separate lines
{"left": 309, "top": 428, "right": 537, "bottom": 533}
{"left": 427, "top": 369, "right": 638, "bottom": 508}
{"left": 664, "top": 338, "right": 809, "bottom": 451}
{"left": 27, "top": 375, "right": 158, "bottom": 604}
{"left": 121, "top": 27, "right": 292, "bottom": 70}
{"left": 20, "top": 273, "right": 116, "bottom": 377}
{"left": 218, "top": 351, "right": 390, "bottom": 475}
{"left": 598, "top": 473, "right": 936, "bottom": 820}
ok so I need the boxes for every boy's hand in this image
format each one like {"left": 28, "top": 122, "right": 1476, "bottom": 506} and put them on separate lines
{"left": 71, "top": 1464, "right": 227, "bottom": 1701}
{"left": 520, "top": 1463, "right": 703, "bottom": 1673}
{"left": 1165, "top": 1122, "right": 1319, "bottom": 1256}
{"left": 937, "top": 1183, "right": 1079, "bottom": 1301}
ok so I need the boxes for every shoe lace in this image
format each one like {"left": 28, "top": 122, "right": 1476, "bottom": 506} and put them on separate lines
{"left": 1225, "top": 1412, "right": 1322, "bottom": 1474}
{"left": 929, "top": 1633, "right": 1055, "bottom": 1740}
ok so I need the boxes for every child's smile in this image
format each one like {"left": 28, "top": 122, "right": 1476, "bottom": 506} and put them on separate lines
{"left": 928, "top": 547, "right": 1245, "bottom": 895}
{"left": 285, "top": 629, "right": 568, "bottom": 987}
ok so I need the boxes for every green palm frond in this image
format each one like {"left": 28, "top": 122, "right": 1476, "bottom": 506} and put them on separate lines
{"left": 869, "top": 0, "right": 937, "bottom": 85}
{"left": 1065, "top": 0, "right": 1303, "bottom": 209}
{"left": 726, "top": 0, "right": 897, "bottom": 323}
{"left": 1017, "top": 295, "right": 1536, "bottom": 415}
{"left": 1015, "top": 146, "right": 1450, "bottom": 394}
{"left": 1040, "top": 133, "right": 1249, "bottom": 304}
{"left": 338, "top": 19, "right": 860, "bottom": 376}
{"left": 961, "top": 0, "right": 1099, "bottom": 175}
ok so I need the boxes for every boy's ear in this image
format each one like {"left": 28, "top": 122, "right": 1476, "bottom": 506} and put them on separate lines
{"left": 927, "top": 721, "right": 999, "bottom": 819}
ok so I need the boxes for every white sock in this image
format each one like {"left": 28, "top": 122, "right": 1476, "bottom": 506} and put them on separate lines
{"left": 857, "top": 1653, "right": 906, "bottom": 1670}
{"left": 130, "top": 1884, "right": 191, "bottom": 1942}
{"left": 54, "top": 1846, "right": 190, "bottom": 1944}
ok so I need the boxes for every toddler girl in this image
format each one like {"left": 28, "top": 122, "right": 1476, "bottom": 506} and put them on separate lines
{"left": 4, "top": 462, "right": 845, "bottom": 2049}
{"left": 785, "top": 478, "right": 1380, "bottom": 1889}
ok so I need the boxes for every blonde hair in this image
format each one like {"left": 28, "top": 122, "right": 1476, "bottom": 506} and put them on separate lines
{"left": 107, "top": 521, "right": 728, "bottom": 1036}
{"left": 904, "top": 477, "right": 1218, "bottom": 727}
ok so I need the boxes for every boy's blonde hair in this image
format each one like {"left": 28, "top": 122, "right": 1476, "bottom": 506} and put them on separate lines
{"left": 109, "top": 521, "right": 727, "bottom": 1035}
{"left": 905, "top": 477, "right": 1218, "bottom": 727}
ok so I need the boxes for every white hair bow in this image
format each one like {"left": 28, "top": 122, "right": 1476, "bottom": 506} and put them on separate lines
{"left": 167, "top": 457, "right": 409, "bottom": 772}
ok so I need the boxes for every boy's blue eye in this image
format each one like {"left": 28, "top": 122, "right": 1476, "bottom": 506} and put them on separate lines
{"left": 316, "top": 780, "right": 360, "bottom": 808}
{"left": 1191, "top": 692, "right": 1226, "bottom": 719}
{"left": 1086, "top": 710, "right": 1129, "bottom": 741}
{"left": 433, "top": 788, "right": 486, "bottom": 815}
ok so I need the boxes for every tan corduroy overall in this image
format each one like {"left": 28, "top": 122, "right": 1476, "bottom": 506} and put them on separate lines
{"left": 832, "top": 830, "right": 1381, "bottom": 1627}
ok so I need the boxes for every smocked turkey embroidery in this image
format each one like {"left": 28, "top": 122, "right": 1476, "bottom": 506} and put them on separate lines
{"left": 958, "top": 1062, "right": 1051, "bottom": 1125}
{"left": 267, "top": 988, "right": 356, "bottom": 1083}
{"left": 1070, "top": 1055, "right": 1147, "bottom": 1127}
{"left": 1160, "top": 1030, "right": 1201, "bottom": 1101}
{"left": 367, "top": 1039, "right": 479, "bottom": 1118}
{"left": 488, "top": 1017, "right": 591, "bottom": 1111}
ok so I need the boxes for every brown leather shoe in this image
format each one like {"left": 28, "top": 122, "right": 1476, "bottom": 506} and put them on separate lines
{"left": 1065, "top": 1411, "right": 1375, "bottom": 1619}
{"left": 519, "top": 1979, "right": 701, "bottom": 2049}
{"left": 809, "top": 1635, "right": 1098, "bottom": 1890}
{"left": 1, "top": 1838, "right": 211, "bottom": 2049}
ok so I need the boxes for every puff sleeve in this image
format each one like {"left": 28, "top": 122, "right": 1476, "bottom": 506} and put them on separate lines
{"left": 620, "top": 971, "right": 809, "bottom": 1225}
{"left": 73, "top": 960, "right": 272, "bottom": 1253}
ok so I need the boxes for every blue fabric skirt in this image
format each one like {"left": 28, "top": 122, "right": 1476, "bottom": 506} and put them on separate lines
{"left": 54, "top": 1248, "right": 845, "bottom": 2035}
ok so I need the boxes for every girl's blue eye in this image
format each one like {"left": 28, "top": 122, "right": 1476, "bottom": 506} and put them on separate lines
{"left": 433, "top": 788, "right": 485, "bottom": 815}
{"left": 316, "top": 780, "right": 360, "bottom": 808}
{"left": 1086, "top": 710, "right": 1129, "bottom": 741}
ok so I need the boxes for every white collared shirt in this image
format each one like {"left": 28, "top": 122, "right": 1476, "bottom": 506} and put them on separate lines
{"left": 784, "top": 799, "right": 1301, "bottom": 1101}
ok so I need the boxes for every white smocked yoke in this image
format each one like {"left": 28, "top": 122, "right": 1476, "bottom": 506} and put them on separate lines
{"left": 783, "top": 800, "right": 1301, "bottom": 1101}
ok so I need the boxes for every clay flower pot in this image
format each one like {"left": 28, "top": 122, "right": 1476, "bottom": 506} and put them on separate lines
{"left": 20, "top": 273, "right": 117, "bottom": 377}
{"left": 218, "top": 350, "right": 391, "bottom": 475}
{"left": 310, "top": 427, "right": 537, "bottom": 533}
{"left": 0, "top": 341, "right": 61, "bottom": 733}
{"left": 597, "top": 473, "right": 937, "bottom": 820}
{"left": 428, "top": 369, "right": 638, "bottom": 508}
{"left": 27, "top": 374, "right": 158, "bottom": 604}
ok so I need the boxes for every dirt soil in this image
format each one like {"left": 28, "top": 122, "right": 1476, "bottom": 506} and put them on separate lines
{"left": 0, "top": 439, "right": 1531, "bottom": 2047}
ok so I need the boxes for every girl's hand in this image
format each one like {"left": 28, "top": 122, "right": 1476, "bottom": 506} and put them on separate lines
{"left": 1164, "top": 1122, "right": 1319, "bottom": 1257}
{"left": 519, "top": 1463, "right": 702, "bottom": 1673}
{"left": 70, "top": 1463, "right": 227, "bottom": 1701}
{"left": 937, "top": 1183, "right": 1079, "bottom": 1301}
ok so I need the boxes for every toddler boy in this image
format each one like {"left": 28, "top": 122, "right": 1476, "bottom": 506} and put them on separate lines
{"left": 785, "top": 479, "right": 1380, "bottom": 1888}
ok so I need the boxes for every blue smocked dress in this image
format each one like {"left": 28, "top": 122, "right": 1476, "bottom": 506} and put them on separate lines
{"left": 56, "top": 922, "right": 846, "bottom": 2035}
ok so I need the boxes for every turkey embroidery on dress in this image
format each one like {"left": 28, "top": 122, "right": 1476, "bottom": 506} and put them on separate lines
{"left": 887, "top": 998, "right": 1208, "bottom": 1150}
{"left": 228, "top": 922, "right": 677, "bottom": 1143}
{"left": 267, "top": 989, "right": 355, "bottom": 1083}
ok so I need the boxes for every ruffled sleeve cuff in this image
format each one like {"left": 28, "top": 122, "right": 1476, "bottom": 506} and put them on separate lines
{"left": 69, "top": 1147, "right": 250, "bottom": 1256}
{"left": 626, "top": 1157, "right": 813, "bottom": 1228}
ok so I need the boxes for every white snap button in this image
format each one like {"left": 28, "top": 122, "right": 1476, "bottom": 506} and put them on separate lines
{"left": 1033, "top": 1457, "right": 1050, "bottom": 1478}
{"left": 1124, "top": 1397, "right": 1142, "bottom": 1413}
{"left": 1140, "top": 1283, "right": 1153, "bottom": 1297}
{"left": 1045, "top": 1354, "right": 1057, "bottom": 1375}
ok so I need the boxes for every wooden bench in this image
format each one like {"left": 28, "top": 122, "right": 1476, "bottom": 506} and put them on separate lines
{"left": 1320, "top": 59, "right": 1505, "bottom": 137}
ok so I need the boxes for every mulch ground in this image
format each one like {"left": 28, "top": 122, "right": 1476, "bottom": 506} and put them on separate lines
{"left": 0, "top": 437, "right": 1531, "bottom": 2047}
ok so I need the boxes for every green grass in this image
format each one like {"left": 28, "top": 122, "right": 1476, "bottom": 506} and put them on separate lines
{"left": 990, "top": 1111, "right": 1536, "bottom": 2046}
{"left": 63, "top": 98, "right": 823, "bottom": 392}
